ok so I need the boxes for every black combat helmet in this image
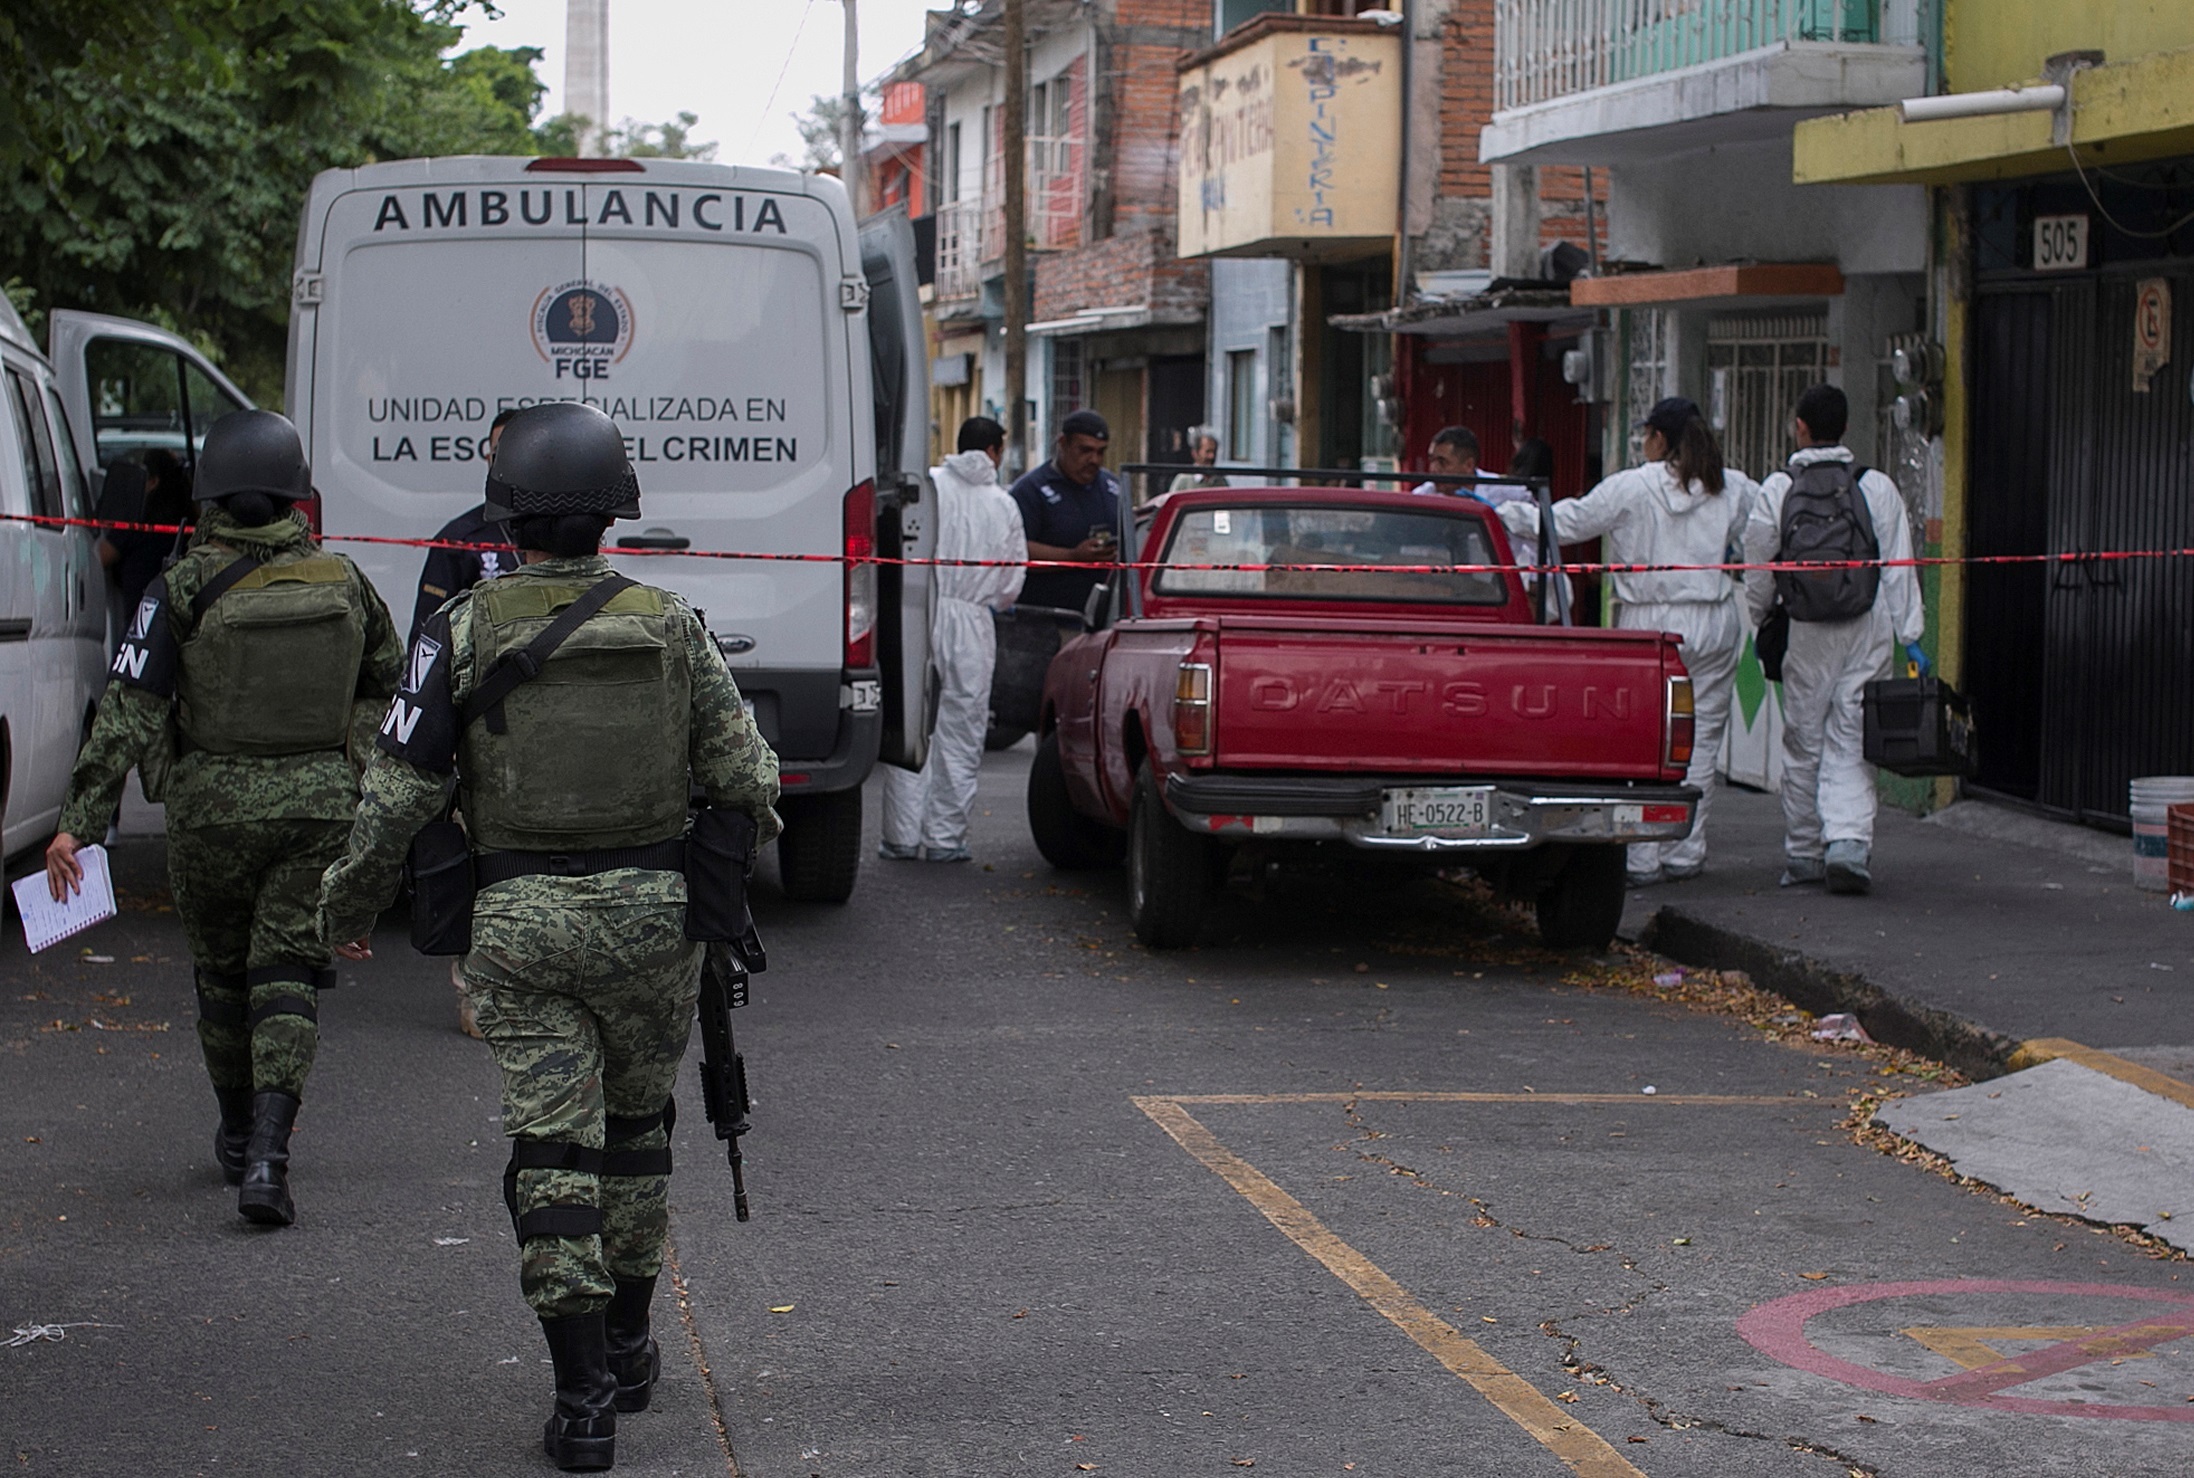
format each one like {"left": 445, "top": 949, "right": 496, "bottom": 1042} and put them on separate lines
{"left": 193, "top": 410, "right": 311, "bottom": 504}
{"left": 482, "top": 402, "right": 640, "bottom": 521}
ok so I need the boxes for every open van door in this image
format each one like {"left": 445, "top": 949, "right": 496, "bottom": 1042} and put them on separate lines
{"left": 857, "top": 206, "right": 936, "bottom": 772}
{"left": 48, "top": 310, "right": 253, "bottom": 513}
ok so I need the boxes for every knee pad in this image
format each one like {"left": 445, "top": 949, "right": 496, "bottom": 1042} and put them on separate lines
{"left": 601, "top": 1092, "right": 675, "bottom": 1175}
{"left": 244, "top": 965, "right": 323, "bottom": 1031}
{"left": 195, "top": 969, "right": 248, "bottom": 1029}
{"left": 603, "top": 1096, "right": 675, "bottom": 1179}
{"left": 503, "top": 1138, "right": 605, "bottom": 1241}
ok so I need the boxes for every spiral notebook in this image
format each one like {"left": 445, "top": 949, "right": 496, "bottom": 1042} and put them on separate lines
{"left": 12, "top": 845, "right": 118, "bottom": 954}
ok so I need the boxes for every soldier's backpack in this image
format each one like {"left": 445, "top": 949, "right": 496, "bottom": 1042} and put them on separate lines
{"left": 1773, "top": 461, "right": 1879, "bottom": 622}
{"left": 177, "top": 554, "right": 367, "bottom": 755}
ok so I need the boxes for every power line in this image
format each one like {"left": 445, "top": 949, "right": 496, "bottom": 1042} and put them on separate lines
{"left": 749, "top": 0, "right": 821, "bottom": 155}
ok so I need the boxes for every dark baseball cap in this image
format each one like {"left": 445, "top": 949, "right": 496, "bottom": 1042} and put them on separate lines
{"left": 1639, "top": 396, "right": 1703, "bottom": 436}
{"left": 1059, "top": 409, "right": 1110, "bottom": 441}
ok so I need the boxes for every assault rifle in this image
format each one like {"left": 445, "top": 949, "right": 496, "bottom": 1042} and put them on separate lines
{"left": 696, "top": 923, "right": 764, "bottom": 1221}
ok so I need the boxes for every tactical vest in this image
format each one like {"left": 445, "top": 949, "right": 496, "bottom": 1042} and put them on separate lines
{"left": 176, "top": 556, "right": 367, "bottom": 756}
{"left": 459, "top": 577, "right": 691, "bottom": 853}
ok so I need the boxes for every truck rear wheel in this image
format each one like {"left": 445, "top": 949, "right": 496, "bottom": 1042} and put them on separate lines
{"left": 1127, "top": 763, "right": 1214, "bottom": 949}
{"left": 1534, "top": 845, "right": 1627, "bottom": 951}
{"left": 1027, "top": 731, "right": 1125, "bottom": 870}
{"left": 776, "top": 788, "right": 863, "bottom": 903}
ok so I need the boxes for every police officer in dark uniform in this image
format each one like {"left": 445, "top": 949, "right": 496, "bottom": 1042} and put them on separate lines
{"left": 318, "top": 401, "right": 780, "bottom": 1472}
{"left": 47, "top": 410, "right": 403, "bottom": 1227}
{"left": 411, "top": 406, "right": 522, "bottom": 637}
{"left": 1007, "top": 408, "right": 1122, "bottom": 614}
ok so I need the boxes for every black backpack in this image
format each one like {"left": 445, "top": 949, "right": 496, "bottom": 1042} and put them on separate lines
{"left": 1774, "top": 460, "right": 1879, "bottom": 622}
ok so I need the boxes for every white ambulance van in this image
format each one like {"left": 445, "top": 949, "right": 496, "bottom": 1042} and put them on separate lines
{"left": 285, "top": 157, "right": 934, "bottom": 901}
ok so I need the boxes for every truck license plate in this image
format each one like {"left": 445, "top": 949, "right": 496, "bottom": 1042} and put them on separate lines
{"left": 1380, "top": 786, "right": 1493, "bottom": 838}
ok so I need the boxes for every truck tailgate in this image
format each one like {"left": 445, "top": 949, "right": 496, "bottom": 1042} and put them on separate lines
{"left": 1211, "top": 617, "right": 1675, "bottom": 779}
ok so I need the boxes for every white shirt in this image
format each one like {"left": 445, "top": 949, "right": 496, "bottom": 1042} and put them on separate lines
{"left": 1502, "top": 461, "right": 1755, "bottom": 607}
{"left": 1741, "top": 446, "right": 1925, "bottom": 644}
{"left": 931, "top": 449, "right": 1027, "bottom": 611}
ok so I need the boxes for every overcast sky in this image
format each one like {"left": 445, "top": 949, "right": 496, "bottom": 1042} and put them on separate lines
{"left": 451, "top": 0, "right": 935, "bottom": 166}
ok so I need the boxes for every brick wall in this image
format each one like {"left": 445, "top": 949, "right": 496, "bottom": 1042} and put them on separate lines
{"left": 1034, "top": 224, "right": 1210, "bottom": 322}
{"left": 1417, "top": 0, "right": 1608, "bottom": 271}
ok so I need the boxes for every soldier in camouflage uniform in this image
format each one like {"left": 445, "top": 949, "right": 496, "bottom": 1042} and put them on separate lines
{"left": 46, "top": 410, "right": 402, "bottom": 1228}
{"left": 317, "top": 402, "right": 778, "bottom": 1473}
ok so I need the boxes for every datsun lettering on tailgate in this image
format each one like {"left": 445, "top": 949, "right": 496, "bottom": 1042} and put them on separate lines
{"left": 1025, "top": 488, "right": 1700, "bottom": 950}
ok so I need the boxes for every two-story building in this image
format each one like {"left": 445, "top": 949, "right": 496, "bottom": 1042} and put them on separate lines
{"left": 1178, "top": 0, "right": 1611, "bottom": 502}
{"left": 1478, "top": 0, "right": 1936, "bottom": 785}
{"left": 894, "top": 0, "right": 1213, "bottom": 477}
{"left": 1792, "top": 10, "right": 2194, "bottom": 827}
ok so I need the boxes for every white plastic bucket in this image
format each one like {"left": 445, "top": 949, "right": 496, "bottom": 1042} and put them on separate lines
{"left": 2130, "top": 777, "right": 2194, "bottom": 891}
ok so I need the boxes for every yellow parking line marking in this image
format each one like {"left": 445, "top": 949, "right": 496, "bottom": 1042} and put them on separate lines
{"left": 1134, "top": 1095, "right": 1649, "bottom": 1478}
{"left": 1164, "top": 1091, "right": 1794, "bottom": 1107}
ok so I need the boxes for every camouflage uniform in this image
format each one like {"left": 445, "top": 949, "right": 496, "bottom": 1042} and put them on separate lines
{"left": 60, "top": 506, "right": 403, "bottom": 1103}
{"left": 318, "top": 554, "right": 779, "bottom": 1318}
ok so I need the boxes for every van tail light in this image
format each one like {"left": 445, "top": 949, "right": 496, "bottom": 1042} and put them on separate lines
{"left": 525, "top": 157, "right": 646, "bottom": 173}
{"left": 844, "top": 479, "right": 877, "bottom": 670}
{"left": 1664, "top": 675, "right": 1695, "bottom": 771}
{"left": 301, "top": 490, "right": 324, "bottom": 536}
{"left": 1175, "top": 661, "right": 1213, "bottom": 757}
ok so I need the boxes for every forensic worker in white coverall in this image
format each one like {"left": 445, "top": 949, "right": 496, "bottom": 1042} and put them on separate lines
{"left": 1500, "top": 397, "right": 1755, "bottom": 885}
{"left": 1742, "top": 384, "right": 1925, "bottom": 896}
{"left": 881, "top": 416, "right": 1027, "bottom": 863}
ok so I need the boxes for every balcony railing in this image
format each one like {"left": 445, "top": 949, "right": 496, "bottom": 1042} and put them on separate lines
{"left": 933, "top": 137, "right": 1088, "bottom": 302}
{"left": 1494, "top": 0, "right": 1922, "bottom": 112}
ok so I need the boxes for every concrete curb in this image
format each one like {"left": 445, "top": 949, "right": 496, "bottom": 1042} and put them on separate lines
{"left": 1635, "top": 904, "right": 2021, "bottom": 1080}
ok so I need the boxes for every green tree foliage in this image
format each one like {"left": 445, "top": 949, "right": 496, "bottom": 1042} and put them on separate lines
{"left": 605, "top": 112, "right": 719, "bottom": 162}
{"left": 0, "top": 1, "right": 563, "bottom": 406}
{"left": 771, "top": 93, "right": 869, "bottom": 175}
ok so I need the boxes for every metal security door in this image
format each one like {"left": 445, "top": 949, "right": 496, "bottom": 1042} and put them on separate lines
{"left": 2042, "top": 269, "right": 2194, "bottom": 821}
{"left": 1706, "top": 311, "right": 1830, "bottom": 483}
{"left": 1964, "top": 288, "right": 2054, "bottom": 801}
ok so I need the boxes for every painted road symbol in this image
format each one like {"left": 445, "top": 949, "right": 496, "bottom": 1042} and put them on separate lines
{"left": 1739, "top": 1279, "right": 2194, "bottom": 1421}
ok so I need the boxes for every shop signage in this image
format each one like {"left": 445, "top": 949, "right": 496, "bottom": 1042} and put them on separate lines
{"left": 2134, "top": 277, "right": 2172, "bottom": 392}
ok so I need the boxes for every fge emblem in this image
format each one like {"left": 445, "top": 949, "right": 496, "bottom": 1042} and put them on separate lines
{"left": 531, "top": 279, "right": 634, "bottom": 381}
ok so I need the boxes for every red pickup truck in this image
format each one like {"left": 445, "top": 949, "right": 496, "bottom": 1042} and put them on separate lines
{"left": 1025, "top": 486, "right": 1700, "bottom": 950}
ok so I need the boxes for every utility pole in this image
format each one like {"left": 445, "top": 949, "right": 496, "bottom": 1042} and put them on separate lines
{"left": 1002, "top": 0, "right": 1029, "bottom": 470}
{"left": 840, "top": 0, "right": 864, "bottom": 216}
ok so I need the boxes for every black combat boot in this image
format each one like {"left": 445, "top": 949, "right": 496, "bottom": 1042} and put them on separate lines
{"left": 213, "top": 1086, "right": 254, "bottom": 1186}
{"left": 540, "top": 1312, "right": 617, "bottom": 1471}
{"left": 236, "top": 1090, "right": 300, "bottom": 1226}
{"left": 604, "top": 1274, "right": 661, "bottom": 1413}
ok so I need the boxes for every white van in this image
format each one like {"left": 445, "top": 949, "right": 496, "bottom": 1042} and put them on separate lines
{"left": 0, "top": 303, "right": 257, "bottom": 859}
{"left": 286, "top": 157, "right": 934, "bottom": 901}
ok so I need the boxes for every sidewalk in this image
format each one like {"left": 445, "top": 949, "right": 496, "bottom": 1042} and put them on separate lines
{"left": 1625, "top": 784, "right": 2194, "bottom": 1252}
{"left": 1622, "top": 784, "right": 2194, "bottom": 1075}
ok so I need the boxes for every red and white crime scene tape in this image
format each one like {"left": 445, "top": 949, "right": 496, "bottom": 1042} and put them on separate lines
{"left": 14, "top": 511, "right": 2194, "bottom": 579}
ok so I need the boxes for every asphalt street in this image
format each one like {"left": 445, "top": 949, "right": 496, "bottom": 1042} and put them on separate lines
{"left": 6, "top": 745, "right": 2193, "bottom": 1476}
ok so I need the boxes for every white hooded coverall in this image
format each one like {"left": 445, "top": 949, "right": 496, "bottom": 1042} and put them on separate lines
{"left": 1503, "top": 463, "right": 1757, "bottom": 876}
{"left": 882, "top": 450, "right": 1028, "bottom": 854}
{"left": 1741, "top": 447, "right": 1925, "bottom": 863}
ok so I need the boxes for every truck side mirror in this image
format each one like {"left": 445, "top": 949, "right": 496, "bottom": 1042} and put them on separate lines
{"left": 1082, "top": 579, "right": 1111, "bottom": 632}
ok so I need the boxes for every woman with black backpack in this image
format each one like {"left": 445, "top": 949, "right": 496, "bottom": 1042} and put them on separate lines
{"left": 1498, "top": 397, "right": 1757, "bottom": 886}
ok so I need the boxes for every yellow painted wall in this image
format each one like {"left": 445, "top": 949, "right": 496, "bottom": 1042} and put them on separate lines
{"left": 1947, "top": 0, "right": 2194, "bottom": 92}
{"left": 1177, "top": 27, "right": 1399, "bottom": 259}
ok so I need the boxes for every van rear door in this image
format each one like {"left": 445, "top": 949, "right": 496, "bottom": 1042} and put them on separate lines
{"left": 857, "top": 206, "right": 935, "bottom": 771}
